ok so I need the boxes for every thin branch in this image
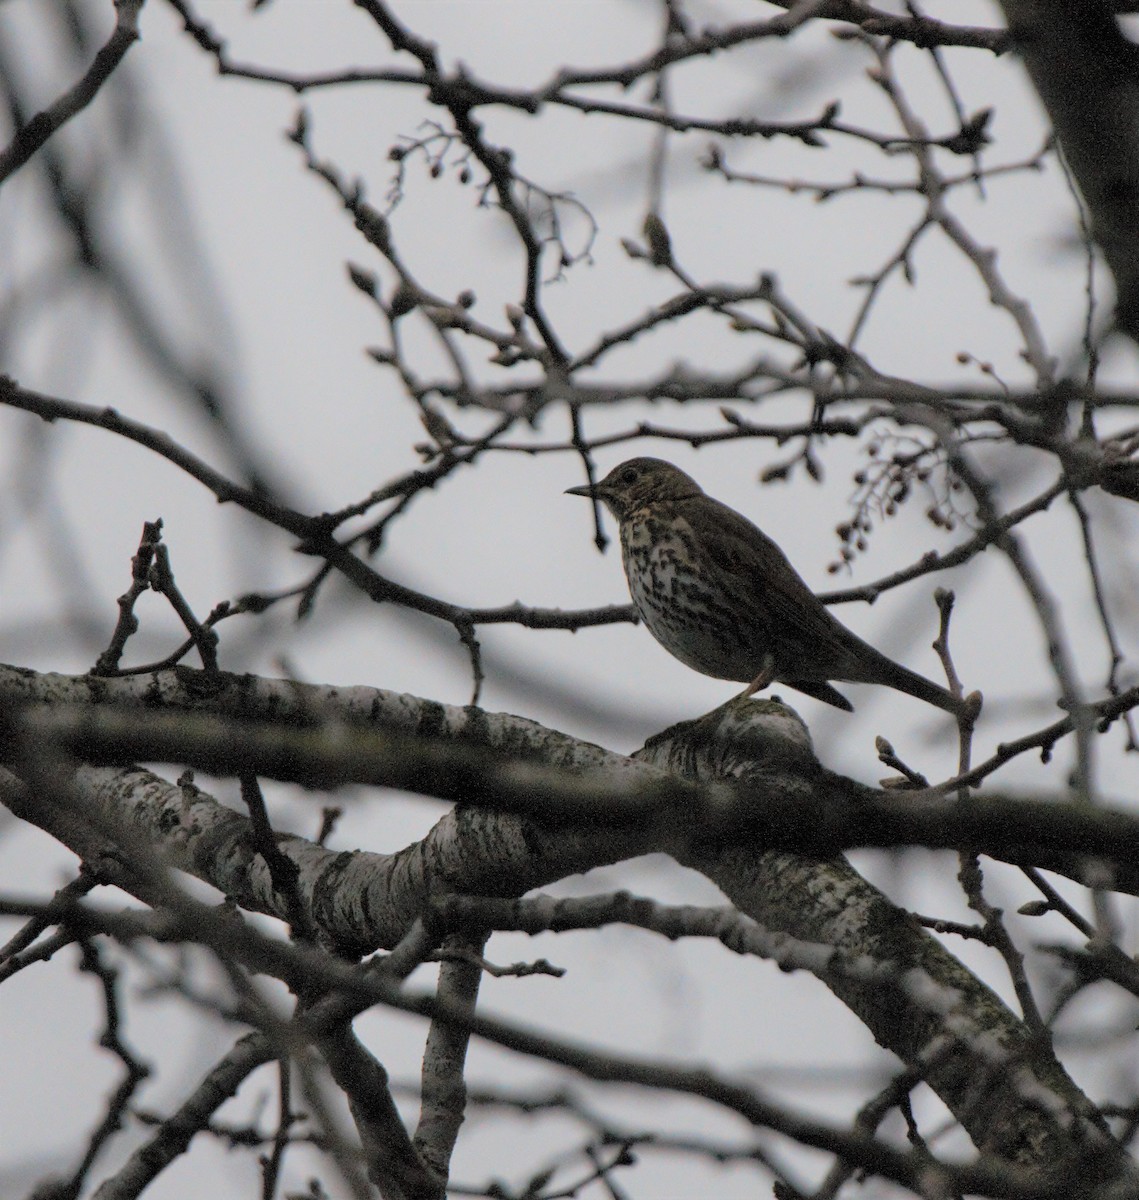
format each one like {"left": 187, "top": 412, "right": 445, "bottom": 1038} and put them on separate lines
{"left": 89, "top": 1035, "right": 276, "bottom": 1200}
{"left": 0, "top": 0, "right": 143, "bottom": 186}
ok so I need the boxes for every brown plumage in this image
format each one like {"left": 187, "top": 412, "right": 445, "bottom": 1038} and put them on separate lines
{"left": 567, "top": 457, "right": 965, "bottom": 715}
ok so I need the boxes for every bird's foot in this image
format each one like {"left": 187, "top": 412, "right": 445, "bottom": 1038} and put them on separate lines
{"left": 739, "top": 654, "right": 777, "bottom": 699}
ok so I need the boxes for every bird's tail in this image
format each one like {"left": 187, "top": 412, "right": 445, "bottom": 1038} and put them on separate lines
{"left": 870, "top": 650, "right": 973, "bottom": 717}
{"left": 844, "top": 641, "right": 979, "bottom": 718}
{"left": 893, "top": 664, "right": 964, "bottom": 715}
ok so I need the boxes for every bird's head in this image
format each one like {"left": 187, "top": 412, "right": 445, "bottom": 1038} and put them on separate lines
{"left": 565, "top": 457, "right": 704, "bottom": 521}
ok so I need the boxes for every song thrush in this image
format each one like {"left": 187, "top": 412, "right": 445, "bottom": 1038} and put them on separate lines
{"left": 567, "top": 457, "right": 966, "bottom": 715}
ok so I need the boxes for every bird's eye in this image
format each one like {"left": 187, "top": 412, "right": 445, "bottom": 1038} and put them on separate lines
{"left": 620, "top": 468, "right": 638, "bottom": 485}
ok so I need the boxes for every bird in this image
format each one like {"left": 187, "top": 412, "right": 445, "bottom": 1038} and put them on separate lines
{"left": 566, "top": 457, "right": 970, "bottom": 716}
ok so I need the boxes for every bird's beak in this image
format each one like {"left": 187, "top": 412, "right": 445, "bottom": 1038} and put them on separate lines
{"left": 564, "top": 483, "right": 598, "bottom": 498}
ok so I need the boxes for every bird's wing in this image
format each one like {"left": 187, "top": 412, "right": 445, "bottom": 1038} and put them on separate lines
{"left": 691, "top": 496, "right": 864, "bottom": 674}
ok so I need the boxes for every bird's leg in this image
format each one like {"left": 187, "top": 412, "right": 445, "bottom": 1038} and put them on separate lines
{"left": 739, "top": 653, "right": 777, "bottom": 699}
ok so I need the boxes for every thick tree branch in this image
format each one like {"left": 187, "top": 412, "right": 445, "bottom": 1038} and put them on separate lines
{"left": 413, "top": 935, "right": 484, "bottom": 1182}
{"left": 998, "top": 1, "right": 1139, "bottom": 337}
{"left": 0, "top": 664, "right": 1130, "bottom": 1180}
{"left": 4, "top": 677, "right": 1139, "bottom": 885}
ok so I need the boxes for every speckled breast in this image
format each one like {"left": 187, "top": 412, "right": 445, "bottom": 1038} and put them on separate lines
{"left": 619, "top": 512, "right": 763, "bottom": 682}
